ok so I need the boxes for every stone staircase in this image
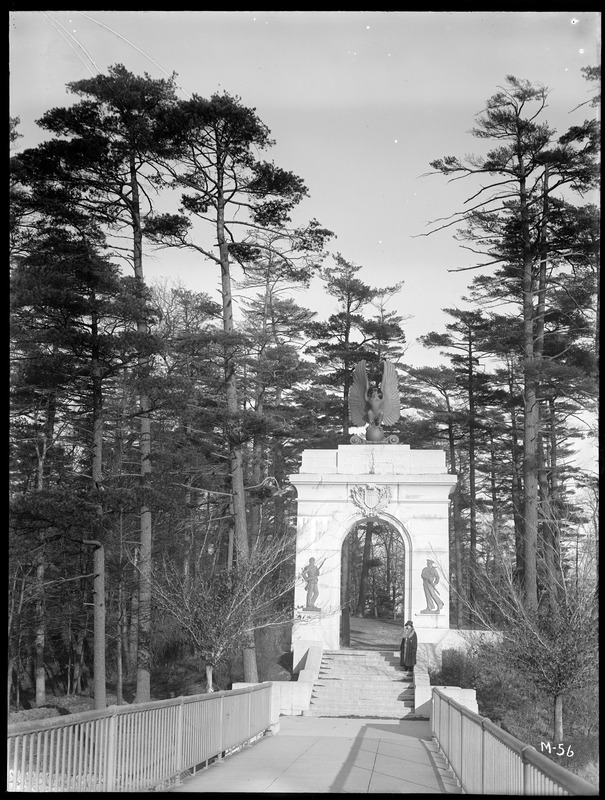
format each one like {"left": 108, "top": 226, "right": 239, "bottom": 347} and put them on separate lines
{"left": 305, "top": 649, "right": 414, "bottom": 718}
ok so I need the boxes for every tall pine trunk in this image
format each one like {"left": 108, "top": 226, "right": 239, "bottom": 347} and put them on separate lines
{"left": 538, "top": 395, "right": 563, "bottom": 612}
{"left": 489, "top": 431, "right": 501, "bottom": 589}
{"left": 249, "top": 268, "right": 271, "bottom": 544}
{"left": 467, "top": 334, "right": 478, "bottom": 625}
{"left": 33, "top": 390, "right": 55, "bottom": 708}
{"left": 217, "top": 193, "right": 258, "bottom": 682}
{"left": 130, "top": 156, "right": 153, "bottom": 704}
{"left": 535, "top": 169, "right": 562, "bottom": 612}
{"left": 87, "top": 301, "right": 106, "bottom": 709}
{"left": 519, "top": 166, "right": 539, "bottom": 612}
{"left": 446, "top": 414, "right": 464, "bottom": 628}
{"left": 506, "top": 361, "right": 525, "bottom": 587}
{"left": 553, "top": 694, "right": 564, "bottom": 743}
{"left": 34, "top": 558, "right": 46, "bottom": 707}
{"left": 116, "top": 562, "right": 125, "bottom": 706}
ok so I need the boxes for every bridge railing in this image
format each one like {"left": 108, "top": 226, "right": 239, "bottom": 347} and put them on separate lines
{"left": 7, "top": 683, "right": 273, "bottom": 793}
{"left": 431, "top": 687, "right": 598, "bottom": 796}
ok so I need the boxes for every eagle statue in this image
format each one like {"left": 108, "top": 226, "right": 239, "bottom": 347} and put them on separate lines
{"left": 349, "top": 360, "right": 400, "bottom": 441}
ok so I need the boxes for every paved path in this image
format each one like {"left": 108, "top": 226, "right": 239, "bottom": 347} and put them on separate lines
{"left": 171, "top": 618, "right": 458, "bottom": 793}
{"left": 169, "top": 716, "right": 460, "bottom": 794}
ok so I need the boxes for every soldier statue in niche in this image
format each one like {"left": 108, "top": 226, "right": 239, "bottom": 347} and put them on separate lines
{"left": 420, "top": 559, "right": 444, "bottom": 614}
{"left": 301, "top": 557, "right": 326, "bottom": 611}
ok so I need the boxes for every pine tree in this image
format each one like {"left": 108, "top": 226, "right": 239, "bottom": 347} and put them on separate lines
{"left": 425, "top": 74, "right": 598, "bottom": 610}
{"left": 144, "top": 91, "right": 331, "bottom": 681}
{"left": 14, "top": 64, "right": 181, "bottom": 702}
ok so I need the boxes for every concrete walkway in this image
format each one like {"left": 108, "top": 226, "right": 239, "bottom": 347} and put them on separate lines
{"left": 169, "top": 716, "right": 460, "bottom": 794}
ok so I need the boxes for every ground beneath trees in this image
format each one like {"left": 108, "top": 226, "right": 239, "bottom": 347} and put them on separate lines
{"left": 8, "top": 692, "right": 120, "bottom": 724}
{"left": 347, "top": 615, "right": 405, "bottom": 650}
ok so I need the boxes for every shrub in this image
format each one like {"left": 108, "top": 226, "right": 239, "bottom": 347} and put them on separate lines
{"left": 429, "top": 648, "right": 478, "bottom": 687}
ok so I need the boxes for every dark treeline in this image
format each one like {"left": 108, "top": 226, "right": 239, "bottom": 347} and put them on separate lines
{"left": 9, "top": 65, "right": 599, "bottom": 747}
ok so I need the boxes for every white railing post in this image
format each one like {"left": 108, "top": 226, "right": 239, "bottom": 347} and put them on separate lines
{"left": 105, "top": 707, "right": 117, "bottom": 792}
{"left": 445, "top": 697, "right": 452, "bottom": 766}
{"left": 175, "top": 697, "right": 184, "bottom": 779}
{"left": 219, "top": 694, "right": 224, "bottom": 759}
{"left": 522, "top": 745, "right": 530, "bottom": 795}
{"left": 459, "top": 709, "right": 463, "bottom": 788}
{"left": 480, "top": 719, "right": 486, "bottom": 795}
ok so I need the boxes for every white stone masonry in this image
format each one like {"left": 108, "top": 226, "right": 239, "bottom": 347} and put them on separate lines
{"left": 289, "top": 445, "right": 457, "bottom": 669}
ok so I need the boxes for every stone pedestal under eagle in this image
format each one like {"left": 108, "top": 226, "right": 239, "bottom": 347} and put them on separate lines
{"left": 348, "top": 360, "right": 400, "bottom": 442}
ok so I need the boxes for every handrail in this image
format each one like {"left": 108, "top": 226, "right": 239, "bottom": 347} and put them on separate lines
{"left": 431, "top": 687, "right": 598, "bottom": 796}
{"left": 7, "top": 687, "right": 254, "bottom": 735}
{"left": 7, "top": 683, "right": 273, "bottom": 793}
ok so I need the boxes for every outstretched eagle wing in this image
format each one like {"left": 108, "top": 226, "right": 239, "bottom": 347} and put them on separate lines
{"left": 349, "top": 360, "right": 369, "bottom": 427}
{"left": 380, "top": 361, "right": 400, "bottom": 426}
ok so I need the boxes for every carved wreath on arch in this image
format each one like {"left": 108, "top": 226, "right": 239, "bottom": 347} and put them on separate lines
{"left": 350, "top": 484, "right": 392, "bottom": 517}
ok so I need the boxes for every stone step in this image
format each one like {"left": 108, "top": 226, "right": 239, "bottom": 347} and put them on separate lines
{"left": 312, "top": 692, "right": 413, "bottom": 700}
{"left": 319, "top": 656, "right": 403, "bottom": 664}
{"left": 309, "top": 702, "right": 414, "bottom": 710}
{"left": 309, "top": 648, "right": 414, "bottom": 719}
{"left": 318, "top": 677, "right": 407, "bottom": 684}
{"left": 313, "top": 683, "right": 414, "bottom": 697}
{"left": 313, "top": 688, "right": 409, "bottom": 694}
{"left": 322, "top": 654, "right": 400, "bottom": 659}
{"left": 322, "top": 652, "right": 399, "bottom": 659}
{"left": 321, "top": 664, "right": 403, "bottom": 670}
{"left": 313, "top": 692, "right": 407, "bottom": 698}
{"left": 315, "top": 680, "right": 412, "bottom": 687}
{"left": 319, "top": 665, "right": 402, "bottom": 672}
{"left": 306, "top": 705, "right": 414, "bottom": 717}
{"left": 318, "top": 672, "right": 406, "bottom": 678}
{"left": 310, "top": 699, "right": 414, "bottom": 710}
{"left": 317, "top": 673, "right": 408, "bottom": 681}
{"left": 319, "top": 669, "right": 406, "bottom": 675}
{"left": 311, "top": 692, "right": 412, "bottom": 701}
{"left": 323, "top": 650, "right": 399, "bottom": 655}
{"left": 322, "top": 654, "right": 399, "bottom": 662}
{"left": 311, "top": 696, "right": 412, "bottom": 704}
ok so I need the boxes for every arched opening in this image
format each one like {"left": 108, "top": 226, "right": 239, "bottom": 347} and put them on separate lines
{"left": 340, "top": 516, "right": 407, "bottom": 648}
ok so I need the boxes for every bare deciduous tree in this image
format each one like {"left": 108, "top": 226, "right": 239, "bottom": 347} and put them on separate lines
{"left": 457, "top": 527, "right": 598, "bottom": 742}
{"left": 152, "top": 534, "right": 296, "bottom": 691}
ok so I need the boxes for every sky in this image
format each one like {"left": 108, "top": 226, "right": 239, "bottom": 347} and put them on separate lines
{"left": 8, "top": 11, "right": 600, "bottom": 468}
{"left": 9, "top": 11, "right": 600, "bottom": 339}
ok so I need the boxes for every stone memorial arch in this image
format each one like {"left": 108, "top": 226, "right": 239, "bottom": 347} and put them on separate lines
{"left": 289, "top": 361, "right": 457, "bottom": 670}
